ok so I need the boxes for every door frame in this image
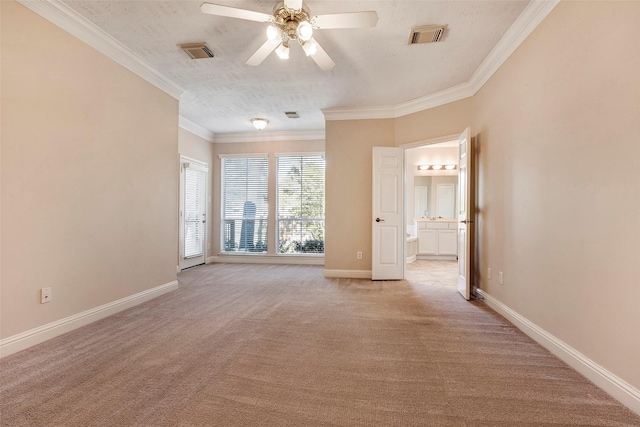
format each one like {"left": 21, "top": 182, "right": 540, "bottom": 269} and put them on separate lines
{"left": 179, "top": 155, "right": 209, "bottom": 271}
{"left": 400, "top": 131, "right": 472, "bottom": 295}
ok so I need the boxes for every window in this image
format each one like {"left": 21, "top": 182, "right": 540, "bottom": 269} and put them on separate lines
{"left": 277, "top": 155, "right": 325, "bottom": 254}
{"left": 221, "top": 156, "right": 268, "bottom": 253}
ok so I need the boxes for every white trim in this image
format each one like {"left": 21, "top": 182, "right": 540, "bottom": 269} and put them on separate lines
{"left": 467, "top": 0, "right": 561, "bottom": 93}
{"left": 474, "top": 288, "right": 640, "bottom": 417}
{"left": 208, "top": 255, "right": 324, "bottom": 266}
{"left": 0, "top": 280, "right": 179, "bottom": 358}
{"left": 321, "top": 106, "right": 396, "bottom": 121}
{"left": 275, "top": 152, "right": 325, "bottom": 158}
{"left": 16, "top": 0, "right": 183, "bottom": 100}
{"left": 215, "top": 130, "right": 325, "bottom": 144}
{"left": 406, "top": 255, "right": 417, "bottom": 264}
{"left": 323, "top": 269, "right": 372, "bottom": 279}
{"left": 179, "top": 116, "right": 215, "bottom": 143}
{"left": 180, "top": 155, "right": 209, "bottom": 172}
{"left": 322, "top": 0, "right": 559, "bottom": 121}
{"left": 218, "top": 153, "right": 269, "bottom": 159}
{"left": 416, "top": 255, "right": 457, "bottom": 261}
{"left": 399, "top": 133, "right": 460, "bottom": 149}
{"left": 394, "top": 82, "right": 475, "bottom": 118}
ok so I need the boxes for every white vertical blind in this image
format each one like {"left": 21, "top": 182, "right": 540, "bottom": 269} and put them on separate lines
{"left": 276, "top": 155, "right": 325, "bottom": 254}
{"left": 221, "top": 157, "right": 269, "bottom": 253}
{"left": 184, "top": 165, "right": 206, "bottom": 258}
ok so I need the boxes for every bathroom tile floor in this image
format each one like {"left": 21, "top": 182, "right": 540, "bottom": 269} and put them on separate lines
{"left": 405, "top": 259, "right": 458, "bottom": 291}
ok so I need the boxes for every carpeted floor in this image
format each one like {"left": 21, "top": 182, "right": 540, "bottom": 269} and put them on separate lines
{"left": 1, "top": 263, "right": 639, "bottom": 426}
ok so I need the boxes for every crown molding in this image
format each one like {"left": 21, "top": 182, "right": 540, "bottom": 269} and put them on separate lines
{"left": 321, "top": 105, "right": 396, "bottom": 121}
{"left": 16, "top": 0, "right": 184, "bottom": 100}
{"left": 323, "top": 0, "right": 559, "bottom": 122}
{"left": 179, "top": 116, "right": 216, "bottom": 142}
{"left": 468, "top": 0, "right": 560, "bottom": 93}
{"left": 394, "top": 82, "right": 475, "bottom": 118}
{"left": 214, "top": 129, "right": 325, "bottom": 144}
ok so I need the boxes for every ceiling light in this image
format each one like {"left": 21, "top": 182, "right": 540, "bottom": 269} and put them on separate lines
{"left": 296, "top": 21, "right": 313, "bottom": 42}
{"left": 418, "top": 165, "right": 430, "bottom": 171}
{"left": 302, "top": 39, "right": 317, "bottom": 56}
{"left": 431, "top": 165, "right": 443, "bottom": 170}
{"left": 266, "top": 24, "right": 282, "bottom": 45}
{"left": 445, "top": 164, "right": 456, "bottom": 170}
{"left": 275, "top": 42, "right": 290, "bottom": 59}
{"left": 251, "top": 118, "right": 269, "bottom": 131}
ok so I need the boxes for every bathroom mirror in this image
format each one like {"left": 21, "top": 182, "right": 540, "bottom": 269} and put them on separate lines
{"left": 414, "top": 185, "right": 428, "bottom": 218}
{"left": 436, "top": 183, "right": 455, "bottom": 218}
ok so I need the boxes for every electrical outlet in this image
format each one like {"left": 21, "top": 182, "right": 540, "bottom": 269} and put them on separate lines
{"left": 498, "top": 271, "right": 504, "bottom": 285}
{"left": 357, "top": 251, "right": 363, "bottom": 260}
{"left": 487, "top": 267, "right": 492, "bottom": 280}
{"left": 41, "top": 287, "right": 52, "bottom": 304}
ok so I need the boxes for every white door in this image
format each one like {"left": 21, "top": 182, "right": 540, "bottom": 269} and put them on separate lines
{"left": 179, "top": 158, "right": 208, "bottom": 270}
{"left": 372, "top": 147, "right": 404, "bottom": 280}
{"left": 457, "top": 128, "right": 472, "bottom": 299}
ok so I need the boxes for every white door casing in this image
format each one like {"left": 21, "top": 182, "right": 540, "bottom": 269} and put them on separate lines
{"left": 457, "top": 128, "right": 472, "bottom": 300}
{"left": 179, "top": 157, "right": 208, "bottom": 270}
{"left": 372, "top": 147, "right": 404, "bottom": 280}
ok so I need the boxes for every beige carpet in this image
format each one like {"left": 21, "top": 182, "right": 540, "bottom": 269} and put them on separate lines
{"left": 2, "top": 263, "right": 639, "bottom": 426}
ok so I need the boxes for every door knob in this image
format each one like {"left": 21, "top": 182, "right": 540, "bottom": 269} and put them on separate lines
{"left": 375, "top": 218, "right": 385, "bottom": 222}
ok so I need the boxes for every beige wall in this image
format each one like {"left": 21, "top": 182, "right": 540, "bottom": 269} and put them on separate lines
{"left": 324, "top": 103, "right": 470, "bottom": 272}
{"left": 323, "top": 0, "right": 639, "bottom": 396}
{"left": 178, "top": 128, "right": 214, "bottom": 259}
{"left": 211, "top": 139, "right": 324, "bottom": 257}
{"left": 473, "top": 1, "right": 640, "bottom": 389}
{"left": 324, "top": 119, "right": 395, "bottom": 271}
{"left": 1, "top": 1, "right": 179, "bottom": 338}
{"left": 395, "top": 99, "right": 472, "bottom": 145}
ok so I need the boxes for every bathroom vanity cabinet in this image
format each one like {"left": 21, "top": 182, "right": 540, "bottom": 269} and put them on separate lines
{"left": 416, "top": 219, "right": 457, "bottom": 259}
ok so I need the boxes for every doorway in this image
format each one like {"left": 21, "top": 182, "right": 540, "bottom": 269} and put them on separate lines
{"left": 179, "top": 156, "right": 209, "bottom": 270}
{"left": 403, "top": 135, "right": 460, "bottom": 292}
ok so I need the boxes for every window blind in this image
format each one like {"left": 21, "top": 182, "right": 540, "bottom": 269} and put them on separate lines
{"left": 276, "top": 155, "right": 325, "bottom": 254}
{"left": 184, "top": 165, "right": 206, "bottom": 258}
{"left": 221, "top": 157, "right": 269, "bottom": 253}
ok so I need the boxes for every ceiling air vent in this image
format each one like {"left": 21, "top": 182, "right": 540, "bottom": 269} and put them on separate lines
{"left": 409, "top": 25, "right": 448, "bottom": 44}
{"left": 178, "top": 43, "right": 215, "bottom": 59}
{"left": 284, "top": 111, "right": 300, "bottom": 119}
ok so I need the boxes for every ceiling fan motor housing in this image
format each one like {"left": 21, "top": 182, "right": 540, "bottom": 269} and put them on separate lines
{"left": 273, "top": 5, "right": 311, "bottom": 41}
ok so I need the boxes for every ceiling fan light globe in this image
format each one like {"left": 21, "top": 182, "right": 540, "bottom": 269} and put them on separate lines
{"left": 266, "top": 24, "right": 282, "bottom": 45}
{"left": 302, "top": 39, "right": 317, "bottom": 56}
{"left": 296, "top": 21, "right": 313, "bottom": 41}
{"left": 275, "top": 43, "right": 290, "bottom": 59}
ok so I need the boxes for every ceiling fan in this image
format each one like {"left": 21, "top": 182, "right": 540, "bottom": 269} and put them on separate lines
{"left": 200, "top": 0, "right": 378, "bottom": 71}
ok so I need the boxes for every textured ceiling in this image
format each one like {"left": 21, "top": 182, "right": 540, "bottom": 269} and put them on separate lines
{"left": 63, "top": 0, "right": 529, "bottom": 136}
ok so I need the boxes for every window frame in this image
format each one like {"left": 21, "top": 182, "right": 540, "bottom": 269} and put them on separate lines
{"left": 220, "top": 154, "right": 269, "bottom": 254}
{"left": 275, "top": 153, "right": 325, "bottom": 256}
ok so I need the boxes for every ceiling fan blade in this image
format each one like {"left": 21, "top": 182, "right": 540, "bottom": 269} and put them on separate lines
{"left": 309, "top": 38, "right": 335, "bottom": 71}
{"left": 246, "top": 39, "right": 278, "bottom": 66}
{"left": 200, "top": 2, "right": 273, "bottom": 23}
{"left": 283, "top": 0, "right": 303, "bottom": 11}
{"left": 313, "top": 11, "right": 378, "bottom": 29}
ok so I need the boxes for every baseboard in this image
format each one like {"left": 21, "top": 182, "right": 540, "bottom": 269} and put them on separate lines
{"left": 474, "top": 287, "right": 640, "bottom": 417}
{"left": 0, "top": 280, "right": 179, "bottom": 358}
{"left": 406, "top": 255, "right": 417, "bottom": 264}
{"left": 324, "top": 269, "right": 372, "bottom": 279}
{"left": 207, "top": 255, "right": 324, "bottom": 266}
{"left": 416, "top": 255, "right": 457, "bottom": 261}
